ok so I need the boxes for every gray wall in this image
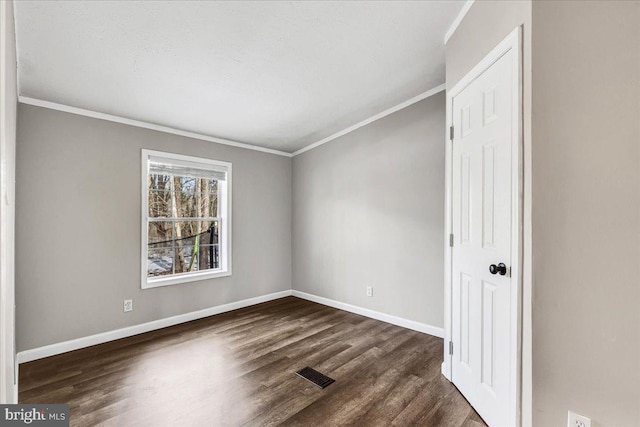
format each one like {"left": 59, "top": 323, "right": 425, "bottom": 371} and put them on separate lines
{"left": 532, "top": 2, "right": 640, "bottom": 426}
{"left": 1, "top": 0, "right": 18, "bottom": 404}
{"left": 292, "top": 94, "right": 445, "bottom": 328}
{"left": 16, "top": 105, "right": 292, "bottom": 351}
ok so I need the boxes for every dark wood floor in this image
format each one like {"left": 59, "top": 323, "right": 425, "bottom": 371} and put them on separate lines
{"left": 20, "top": 297, "right": 486, "bottom": 426}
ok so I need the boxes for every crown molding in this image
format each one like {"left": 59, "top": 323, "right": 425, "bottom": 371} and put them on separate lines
{"left": 444, "top": 0, "right": 475, "bottom": 44}
{"left": 17, "top": 96, "right": 293, "bottom": 158}
{"left": 20, "top": 83, "right": 447, "bottom": 159}
{"left": 292, "top": 83, "right": 446, "bottom": 157}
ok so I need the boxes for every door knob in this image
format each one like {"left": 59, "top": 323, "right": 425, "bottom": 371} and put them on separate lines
{"left": 489, "top": 263, "right": 507, "bottom": 276}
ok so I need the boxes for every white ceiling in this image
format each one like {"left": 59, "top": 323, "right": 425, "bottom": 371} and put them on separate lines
{"left": 14, "top": 1, "right": 464, "bottom": 154}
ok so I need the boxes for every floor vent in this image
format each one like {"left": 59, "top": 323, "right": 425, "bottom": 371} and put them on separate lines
{"left": 296, "top": 366, "right": 335, "bottom": 388}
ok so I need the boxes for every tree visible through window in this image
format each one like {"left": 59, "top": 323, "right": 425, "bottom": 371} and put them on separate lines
{"left": 142, "top": 150, "right": 231, "bottom": 288}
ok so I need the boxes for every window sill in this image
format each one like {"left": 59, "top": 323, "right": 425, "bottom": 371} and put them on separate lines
{"left": 142, "top": 269, "right": 231, "bottom": 289}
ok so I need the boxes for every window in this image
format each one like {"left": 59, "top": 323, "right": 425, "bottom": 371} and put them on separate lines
{"left": 141, "top": 149, "right": 231, "bottom": 288}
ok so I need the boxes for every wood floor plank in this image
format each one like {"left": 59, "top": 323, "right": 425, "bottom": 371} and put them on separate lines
{"left": 19, "top": 296, "right": 486, "bottom": 427}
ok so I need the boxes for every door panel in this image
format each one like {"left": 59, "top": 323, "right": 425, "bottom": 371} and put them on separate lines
{"left": 482, "top": 142, "right": 496, "bottom": 249}
{"left": 461, "top": 154, "right": 472, "bottom": 244}
{"left": 451, "top": 50, "right": 514, "bottom": 427}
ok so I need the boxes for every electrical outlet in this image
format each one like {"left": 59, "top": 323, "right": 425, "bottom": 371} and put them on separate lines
{"left": 366, "top": 286, "right": 373, "bottom": 297}
{"left": 568, "top": 411, "right": 591, "bottom": 427}
{"left": 123, "top": 299, "right": 133, "bottom": 313}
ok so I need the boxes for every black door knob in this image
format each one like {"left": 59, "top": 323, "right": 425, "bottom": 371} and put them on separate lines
{"left": 489, "top": 263, "right": 507, "bottom": 276}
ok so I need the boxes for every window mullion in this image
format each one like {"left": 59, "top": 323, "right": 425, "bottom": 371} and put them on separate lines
{"left": 170, "top": 176, "right": 176, "bottom": 275}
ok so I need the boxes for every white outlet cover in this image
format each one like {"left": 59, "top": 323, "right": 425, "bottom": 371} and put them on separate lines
{"left": 568, "top": 411, "right": 591, "bottom": 427}
{"left": 124, "top": 299, "right": 133, "bottom": 312}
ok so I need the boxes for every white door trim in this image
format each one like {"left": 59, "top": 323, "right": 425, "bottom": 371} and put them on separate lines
{"left": 443, "top": 26, "right": 523, "bottom": 426}
{"left": 0, "top": 0, "right": 18, "bottom": 404}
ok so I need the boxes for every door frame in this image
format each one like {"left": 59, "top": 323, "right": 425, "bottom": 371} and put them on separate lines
{"left": 443, "top": 26, "right": 524, "bottom": 426}
{"left": 0, "top": 0, "right": 18, "bottom": 405}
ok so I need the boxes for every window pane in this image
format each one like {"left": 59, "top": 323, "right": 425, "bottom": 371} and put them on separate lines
{"left": 194, "top": 177, "right": 216, "bottom": 194}
{"left": 197, "top": 244, "right": 220, "bottom": 271}
{"left": 147, "top": 248, "right": 173, "bottom": 277}
{"left": 174, "top": 245, "right": 199, "bottom": 274}
{"left": 169, "top": 220, "right": 214, "bottom": 244}
{"left": 172, "top": 222, "right": 219, "bottom": 274}
{"left": 173, "top": 176, "right": 197, "bottom": 194}
{"left": 208, "top": 180, "right": 218, "bottom": 194}
{"left": 172, "top": 245, "right": 220, "bottom": 274}
{"left": 148, "top": 174, "right": 172, "bottom": 191}
{"left": 210, "top": 221, "right": 220, "bottom": 245}
{"left": 148, "top": 221, "right": 173, "bottom": 246}
{"left": 194, "top": 220, "right": 219, "bottom": 245}
{"left": 174, "top": 191, "right": 198, "bottom": 218}
{"left": 174, "top": 220, "right": 201, "bottom": 247}
{"left": 195, "top": 192, "right": 218, "bottom": 218}
{"left": 148, "top": 190, "right": 172, "bottom": 218}
{"left": 173, "top": 178, "right": 215, "bottom": 218}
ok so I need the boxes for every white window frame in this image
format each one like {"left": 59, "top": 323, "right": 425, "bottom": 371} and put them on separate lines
{"left": 141, "top": 149, "right": 232, "bottom": 289}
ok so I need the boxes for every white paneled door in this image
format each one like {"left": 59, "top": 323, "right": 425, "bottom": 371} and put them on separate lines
{"left": 451, "top": 47, "right": 517, "bottom": 427}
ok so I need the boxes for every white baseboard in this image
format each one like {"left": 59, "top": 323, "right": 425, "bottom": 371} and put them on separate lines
{"left": 17, "top": 289, "right": 444, "bottom": 364}
{"left": 17, "top": 290, "right": 293, "bottom": 364}
{"left": 441, "top": 362, "right": 450, "bottom": 379}
{"left": 291, "top": 290, "right": 444, "bottom": 338}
